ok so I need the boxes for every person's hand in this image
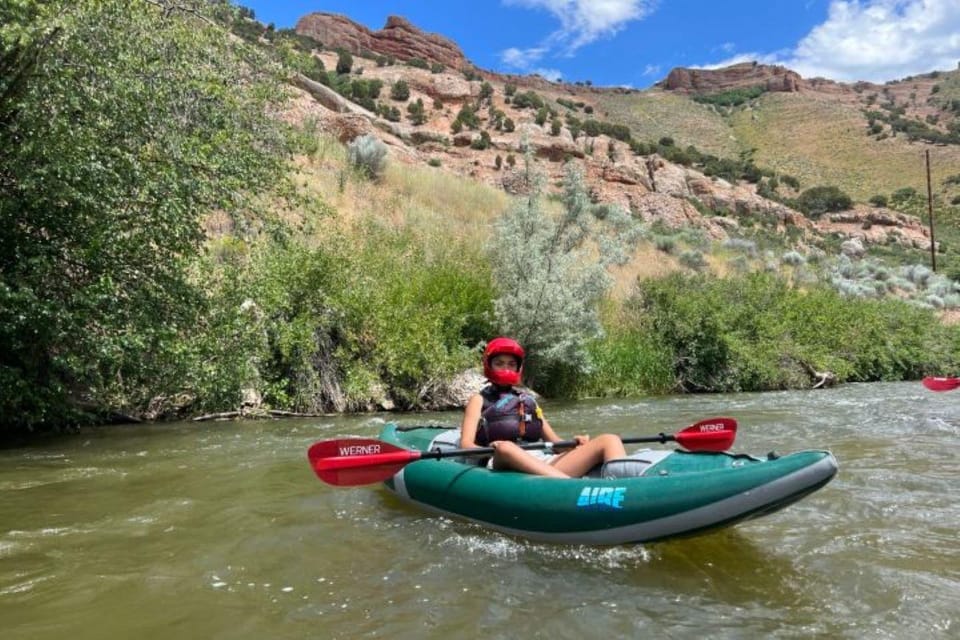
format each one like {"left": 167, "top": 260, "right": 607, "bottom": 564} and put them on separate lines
{"left": 573, "top": 434, "right": 590, "bottom": 446}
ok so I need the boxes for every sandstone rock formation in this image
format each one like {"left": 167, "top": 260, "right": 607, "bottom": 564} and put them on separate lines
{"left": 659, "top": 62, "right": 802, "bottom": 94}
{"left": 295, "top": 13, "right": 469, "bottom": 71}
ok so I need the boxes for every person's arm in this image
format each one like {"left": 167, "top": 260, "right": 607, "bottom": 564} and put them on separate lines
{"left": 460, "top": 394, "right": 484, "bottom": 448}
{"left": 541, "top": 416, "right": 590, "bottom": 446}
{"left": 540, "top": 417, "right": 563, "bottom": 444}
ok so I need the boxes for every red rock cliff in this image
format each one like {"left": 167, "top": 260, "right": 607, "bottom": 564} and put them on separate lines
{"left": 660, "top": 62, "right": 803, "bottom": 93}
{"left": 295, "top": 14, "right": 469, "bottom": 71}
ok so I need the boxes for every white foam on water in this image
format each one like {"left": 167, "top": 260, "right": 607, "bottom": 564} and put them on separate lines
{"left": 440, "top": 531, "right": 651, "bottom": 567}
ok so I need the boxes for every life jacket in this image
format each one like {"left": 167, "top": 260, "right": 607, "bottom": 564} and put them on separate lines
{"left": 476, "top": 385, "right": 544, "bottom": 446}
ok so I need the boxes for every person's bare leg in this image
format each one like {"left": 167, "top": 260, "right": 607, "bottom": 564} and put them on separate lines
{"left": 492, "top": 441, "right": 569, "bottom": 477}
{"left": 552, "top": 434, "right": 626, "bottom": 477}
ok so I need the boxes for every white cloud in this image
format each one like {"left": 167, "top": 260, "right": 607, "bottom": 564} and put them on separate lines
{"left": 642, "top": 63, "right": 661, "bottom": 76}
{"left": 500, "top": 0, "right": 656, "bottom": 70}
{"left": 784, "top": 0, "right": 960, "bottom": 81}
{"left": 692, "top": 1, "right": 960, "bottom": 83}
{"left": 501, "top": 46, "right": 549, "bottom": 68}
{"left": 531, "top": 68, "right": 564, "bottom": 81}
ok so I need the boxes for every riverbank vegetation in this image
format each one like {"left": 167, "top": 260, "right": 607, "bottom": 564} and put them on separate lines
{"left": 3, "top": 0, "right": 959, "bottom": 434}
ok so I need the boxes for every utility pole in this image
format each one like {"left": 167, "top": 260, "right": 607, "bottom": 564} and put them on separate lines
{"left": 925, "top": 149, "right": 937, "bottom": 272}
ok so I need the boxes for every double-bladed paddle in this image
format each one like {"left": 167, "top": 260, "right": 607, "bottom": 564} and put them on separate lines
{"left": 307, "top": 417, "right": 737, "bottom": 487}
{"left": 922, "top": 376, "right": 960, "bottom": 392}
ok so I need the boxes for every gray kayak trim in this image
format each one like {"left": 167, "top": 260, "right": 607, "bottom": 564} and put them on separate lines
{"left": 387, "top": 453, "right": 838, "bottom": 545}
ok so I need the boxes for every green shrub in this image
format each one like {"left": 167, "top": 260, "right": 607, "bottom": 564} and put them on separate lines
{"left": 692, "top": 85, "right": 767, "bottom": 107}
{"left": 511, "top": 90, "right": 544, "bottom": 110}
{"left": 347, "top": 134, "right": 387, "bottom": 179}
{"left": 627, "top": 271, "right": 956, "bottom": 392}
{"left": 578, "top": 327, "right": 674, "bottom": 397}
{"left": 653, "top": 235, "right": 676, "bottom": 254}
{"left": 390, "top": 79, "right": 410, "bottom": 101}
{"left": 679, "top": 250, "right": 708, "bottom": 271}
{"left": 490, "top": 159, "right": 643, "bottom": 391}
{"left": 795, "top": 186, "right": 852, "bottom": 218}
{"left": 407, "top": 98, "right": 427, "bottom": 125}
{"left": 454, "top": 104, "right": 480, "bottom": 130}
{"left": 240, "top": 233, "right": 495, "bottom": 411}
{"left": 479, "top": 82, "right": 494, "bottom": 102}
{"left": 336, "top": 50, "right": 353, "bottom": 74}
{"left": 781, "top": 174, "right": 801, "bottom": 190}
{"left": 470, "top": 130, "right": 491, "bottom": 150}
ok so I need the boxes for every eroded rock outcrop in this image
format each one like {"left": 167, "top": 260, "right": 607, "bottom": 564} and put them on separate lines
{"left": 295, "top": 14, "right": 469, "bottom": 71}
{"left": 659, "top": 62, "right": 802, "bottom": 94}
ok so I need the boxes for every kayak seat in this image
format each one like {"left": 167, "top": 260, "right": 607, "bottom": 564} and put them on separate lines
{"left": 598, "top": 450, "right": 674, "bottom": 479}
{"left": 428, "top": 428, "right": 486, "bottom": 466}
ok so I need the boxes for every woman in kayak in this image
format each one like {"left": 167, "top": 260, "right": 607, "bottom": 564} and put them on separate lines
{"left": 460, "top": 337, "right": 626, "bottom": 478}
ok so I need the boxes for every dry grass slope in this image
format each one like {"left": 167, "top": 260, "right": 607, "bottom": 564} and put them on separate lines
{"left": 595, "top": 89, "right": 744, "bottom": 158}
{"left": 727, "top": 92, "right": 960, "bottom": 201}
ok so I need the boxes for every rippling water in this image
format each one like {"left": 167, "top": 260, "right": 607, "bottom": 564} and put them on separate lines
{"left": 1, "top": 382, "right": 957, "bottom": 638}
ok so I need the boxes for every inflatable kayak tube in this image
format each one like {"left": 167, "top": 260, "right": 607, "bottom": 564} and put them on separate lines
{"left": 379, "top": 423, "right": 838, "bottom": 545}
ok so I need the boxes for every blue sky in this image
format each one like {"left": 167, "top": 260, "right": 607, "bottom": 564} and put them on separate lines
{"left": 237, "top": 1, "right": 960, "bottom": 87}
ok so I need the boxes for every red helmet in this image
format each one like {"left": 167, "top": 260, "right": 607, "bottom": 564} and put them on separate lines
{"left": 483, "top": 337, "right": 525, "bottom": 387}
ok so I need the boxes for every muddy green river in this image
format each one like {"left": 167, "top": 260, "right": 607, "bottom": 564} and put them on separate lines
{"left": 1, "top": 382, "right": 957, "bottom": 638}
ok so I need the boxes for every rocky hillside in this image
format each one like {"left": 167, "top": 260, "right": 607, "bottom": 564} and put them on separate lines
{"left": 280, "top": 12, "right": 959, "bottom": 255}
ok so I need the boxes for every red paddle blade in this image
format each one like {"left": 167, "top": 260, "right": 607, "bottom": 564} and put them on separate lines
{"left": 307, "top": 438, "right": 421, "bottom": 486}
{"left": 922, "top": 376, "right": 960, "bottom": 392}
{"left": 674, "top": 417, "right": 737, "bottom": 451}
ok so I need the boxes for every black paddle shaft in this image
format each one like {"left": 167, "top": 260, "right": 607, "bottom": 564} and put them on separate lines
{"left": 422, "top": 433, "right": 675, "bottom": 460}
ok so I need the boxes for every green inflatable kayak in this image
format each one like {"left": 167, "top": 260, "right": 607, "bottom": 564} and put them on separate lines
{"left": 378, "top": 423, "right": 838, "bottom": 545}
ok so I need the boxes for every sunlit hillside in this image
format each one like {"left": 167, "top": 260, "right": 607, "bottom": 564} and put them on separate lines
{"left": 597, "top": 83, "right": 960, "bottom": 203}
{"left": 727, "top": 92, "right": 960, "bottom": 201}
{"left": 595, "top": 89, "right": 745, "bottom": 160}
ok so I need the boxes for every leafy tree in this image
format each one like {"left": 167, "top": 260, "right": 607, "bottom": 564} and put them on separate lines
{"left": 488, "top": 159, "right": 643, "bottom": 390}
{"left": 0, "top": 0, "right": 291, "bottom": 429}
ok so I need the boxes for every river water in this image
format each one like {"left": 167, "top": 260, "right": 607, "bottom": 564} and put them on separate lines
{"left": 1, "top": 382, "right": 957, "bottom": 639}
